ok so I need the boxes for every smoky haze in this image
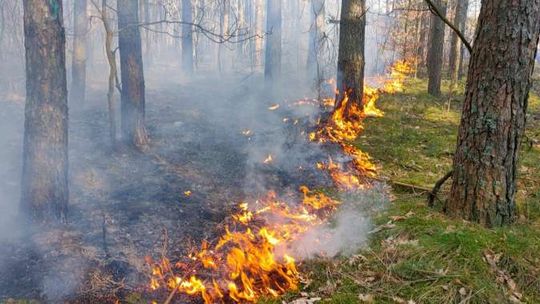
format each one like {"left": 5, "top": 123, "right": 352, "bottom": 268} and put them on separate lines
{"left": 0, "top": 0, "right": 394, "bottom": 301}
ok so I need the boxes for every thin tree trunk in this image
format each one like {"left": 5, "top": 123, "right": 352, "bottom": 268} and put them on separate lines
{"left": 98, "top": 0, "right": 118, "bottom": 147}
{"left": 70, "top": 0, "right": 88, "bottom": 104}
{"left": 218, "top": 0, "right": 229, "bottom": 73}
{"left": 307, "top": 0, "right": 325, "bottom": 85}
{"left": 335, "top": 0, "right": 366, "bottom": 116}
{"left": 254, "top": 0, "right": 264, "bottom": 69}
{"left": 21, "top": 0, "right": 69, "bottom": 223}
{"left": 117, "top": 0, "right": 149, "bottom": 149}
{"left": 416, "top": 10, "right": 430, "bottom": 77}
{"left": 264, "top": 0, "right": 282, "bottom": 81}
{"left": 427, "top": 0, "right": 446, "bottom": 97}
{"left": 448, "top": 0, "right": 468, "bottom": 84}
{"left": 446, "top": 0, "right": 540, "bottom": 227}
{"left": 182, "top": 0, "right": 194, "bottom": 74}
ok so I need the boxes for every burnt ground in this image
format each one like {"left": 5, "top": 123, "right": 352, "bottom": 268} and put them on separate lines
{"left": 0, "top": 72, "right": 341, "bottom": 303}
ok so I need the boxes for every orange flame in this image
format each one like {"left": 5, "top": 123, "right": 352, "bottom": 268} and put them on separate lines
{"left": 148, "top": 187, "right": 340, "bottom": 303}
{"left": 148, "top": 59, "right": 413, "bottom": 303}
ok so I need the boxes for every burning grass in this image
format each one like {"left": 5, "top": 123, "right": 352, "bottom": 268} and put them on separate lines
{"left": 268, "top": 79, "right": 540, "bottom": 304}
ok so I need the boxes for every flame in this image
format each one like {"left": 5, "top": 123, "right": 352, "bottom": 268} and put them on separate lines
{"left": 148, "top": 59, "right": 414, "bottom": 303}
{"left": 184, "top": 190, "right": 192, "bottom": 197}
{"left": 268, "top": 104, "right": 280, "bottom": 111}
{"left": 148, "top": 187, "right": 340, "bottom": 303}
{"left": 311, "top": 59, "right": 414, "bottom": 189}
{"left": 263, "top": 155, "right": 273, "bottom": 164}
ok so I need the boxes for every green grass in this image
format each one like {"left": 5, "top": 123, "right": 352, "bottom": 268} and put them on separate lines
{"left": 267, "top": 79, "right": 540, "bottom": 304}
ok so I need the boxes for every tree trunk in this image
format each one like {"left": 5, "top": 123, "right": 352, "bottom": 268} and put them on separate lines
{"left": 264, "top": 0, "right": 281, "bottom": 81}
{"left": 307, "top": 0, "right": 325, "bottom": 85}
{"left": 100, "top": 0, "right": 118, "bottom": 147}
{"left": 70, "top": 0, "right": 88, "bottom": 104}
{"left": 254, "top": 0, "right": 264, "bottom": 69}
{"left": 335, "top": 0, "right": 366, "bottom": 115}
{"left": 21, "top": 0, "right": 69, "bottom": 223}
{"left": 182, "top": 0, "right": 194, "bottom": 74}
{"left": 416, "top": 10, "right": 430, "bottom": 77}
{"left": 448, "top": 0, "right": 468, "bottom": 83}
{"left": 218, "top": 0, "right": 229, "bottom": 73}
{"left": 117, "top": 0, "right": 149, "bottom": 149}
{"left": 446, "top": 0, "right": 540, "bottom": 227}
{"left": 427, "top": 0, "right": 446, "bottom": 97}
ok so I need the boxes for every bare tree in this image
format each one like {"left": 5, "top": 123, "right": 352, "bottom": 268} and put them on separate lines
{"left": 264, "top": 0, "right": 282, "bottom": 81}
{"left": 446, "top": 0, "right": 540, "bottom": 227}
{"left": 182, "top": 0, "right": 194, "bottom": 74}
{"left": 70, "top": 0, "right": 88, "bottom": 104}
{"left": 21, "top": 0, "right": 69, "bottom": 223}
{"left": 307, "top": 0, "right": 326, "bottom": 85}
{"left": 253, "top": 0, "right": 264, "bottom": 69}
{"left": 91, "top": 0, "right": 119, "bottom": 146}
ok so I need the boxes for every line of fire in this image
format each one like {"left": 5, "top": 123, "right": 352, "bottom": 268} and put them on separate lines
{"left": 2, "top": 0, "right": 540, "bottom": 303}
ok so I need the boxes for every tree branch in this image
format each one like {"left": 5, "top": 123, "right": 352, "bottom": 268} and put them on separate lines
{"left": 424, "top": 0, "right": 472, "bottom": 53}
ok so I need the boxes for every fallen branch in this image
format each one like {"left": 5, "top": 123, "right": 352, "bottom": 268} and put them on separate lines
{"left": 427, "top": 170, "right": 453, "bottom": 207}
{"left": 390, "top": 180, "right": 432, "bottom": 193}
{"left": 370, "top": 176, "right": 432, "bottom": 194}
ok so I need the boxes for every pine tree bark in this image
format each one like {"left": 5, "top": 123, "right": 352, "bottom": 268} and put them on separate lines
{"left": 427, "top": 0, "right": 446, "bottom": 97}
{"left": 70, "top": 0, "right": 88, "bottom": 104}
{"left": 448, "top": 0, "right": 468, "bottom": 82}
{"left": 254, "top": 0, "right": 264, "bottom": 69}
{"left": 181, "top": 0, "right": 194, "bottom": 74}
{"left": 264, "top": 0, "right": 282, "bottom": 81}
{"left": 446, "top": 0, "right": 540, "bottom": 227}
{"left": 335, "top": 0, "right": 366, "bottom": 114}
{"left": 117, "top": 0, "right": 148, "bottom": 149}
{"left": 21, "top": 0, "right": 69, "bottom": 223}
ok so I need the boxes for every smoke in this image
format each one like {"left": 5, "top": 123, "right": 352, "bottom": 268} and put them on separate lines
{"left": 0, "top": 0, "right": 400, "bottom": 301}
{"left": 289, "top": 183, "right": 390, "bottom": 259}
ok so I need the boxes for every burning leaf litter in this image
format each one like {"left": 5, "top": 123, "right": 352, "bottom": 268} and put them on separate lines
{"left": 147, "top": 60, "right": 414, "bottom": 303}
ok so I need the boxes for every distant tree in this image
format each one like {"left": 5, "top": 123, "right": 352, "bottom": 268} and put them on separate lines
{"left": 70, "top": 0, "right": 88, "bottom": 104}
{"left": 117, "top": 0, "right": 148, "bottom": 149}
{"left": 182, "top": 0, "right": 194, "bottom": 74}
{"left": 21, "top": 0, "right": 69, "bottom": 223}
{"left": 448, "top": 0, "right": 468, "bottom": 85}
{"left": 253, "top": 0, "right": 264, "bottom": 69}
{"left": 307, "top": 0, "right": 326, "bottom": 86}
{"left": 335, "top": 0, "right": 366, "bottom": 116}
{"left": 446, "top": 0, "right": 540, "bottom": 227}
{"left": 92, "top": 0, "right": 118, "bottom": 146}
{"left": 264, "top": 0, "right": 282, "bottom": 81}
{"left": 426, "top": 0, "right": 446, "bottom": 97}
{"left": 218, "top": 0, "right": 230, "bottom": 73}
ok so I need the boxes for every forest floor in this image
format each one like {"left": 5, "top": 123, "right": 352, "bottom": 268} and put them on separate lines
{"left": 268, "top": 79, "right": 540, "bottom": 304}
{"left": 2, "top": 75, "right": 540, "bottom": 304}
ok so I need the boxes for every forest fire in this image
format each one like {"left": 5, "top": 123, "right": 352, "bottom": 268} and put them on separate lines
{"left": 147, "top": 59, "right": 413, "bottom": 303}
{"left": 311, "top": 60, "right": 414, "bottom": 189}
{"left": 147, "top": 188, "right": 340, "bottom": 303}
